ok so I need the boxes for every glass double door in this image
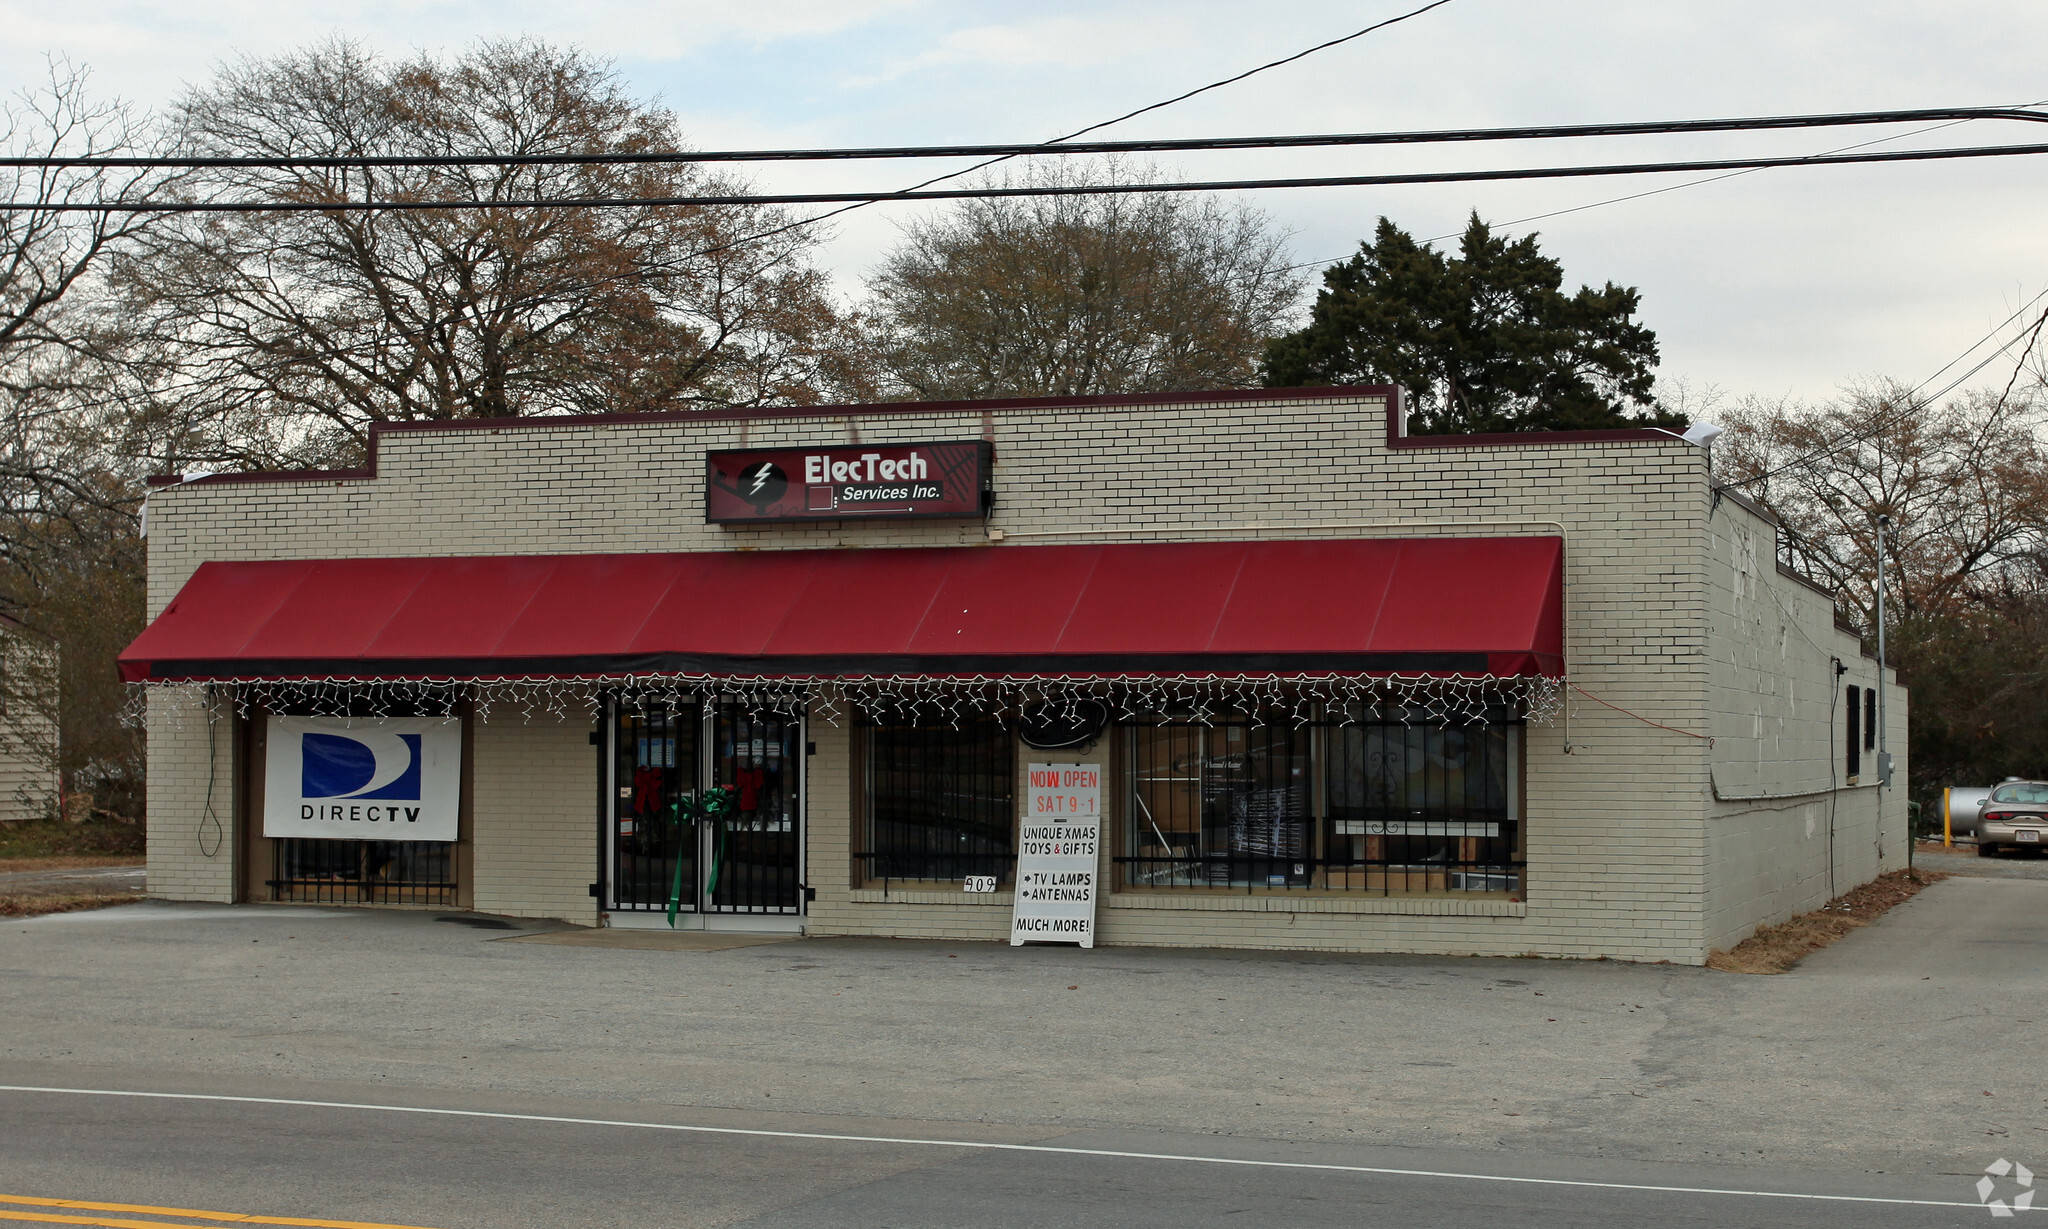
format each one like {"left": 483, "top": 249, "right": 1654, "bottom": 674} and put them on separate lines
{"left": 609, "top": 698, "right": 803, "bottom": 916}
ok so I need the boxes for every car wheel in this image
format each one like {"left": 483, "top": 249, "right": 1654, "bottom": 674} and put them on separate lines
{"left": 1979, "top": 842, "right": 1999, "bottom": 858}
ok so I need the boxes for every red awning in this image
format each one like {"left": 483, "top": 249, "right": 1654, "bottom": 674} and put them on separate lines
{"left": 119, "top": 538, "right": 1564, "bottom": 683}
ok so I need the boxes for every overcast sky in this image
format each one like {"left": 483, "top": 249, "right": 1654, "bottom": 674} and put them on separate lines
{"left": 5, "top": 0, "right": 2044, "bottom": 408}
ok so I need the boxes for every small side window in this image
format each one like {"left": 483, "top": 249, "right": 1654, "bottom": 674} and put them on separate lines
{"left": 1845, "top": 686, "right": 1861, "bottom": 781}
{"left": 1864, "top": 689, "right": 1877, "bottom": 751}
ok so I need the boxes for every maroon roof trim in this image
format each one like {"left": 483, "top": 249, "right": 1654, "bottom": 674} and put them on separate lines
{"left": 146, "top": 383, "right": 1672, "bottom": 488}
{"left": 1381, "top": 394, "right": 1670, "bottom": 449}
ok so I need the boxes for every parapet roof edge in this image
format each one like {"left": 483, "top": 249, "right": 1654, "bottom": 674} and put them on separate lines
{"left": 146, "top": 384, "right": 1675, "bottom": 487}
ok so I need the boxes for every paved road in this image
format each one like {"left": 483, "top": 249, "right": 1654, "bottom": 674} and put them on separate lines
{"left": 0, "top": 881, "right": 2042, "bottom": 1225}
{"left": 1914, "top": 844, "right": 2048, "bottom": 880}
{"left": 0, "top": 863, "right": 145, "bottom": 893}
{"left": 0, "top": 1080, "right": 2002, "bottom": 1227}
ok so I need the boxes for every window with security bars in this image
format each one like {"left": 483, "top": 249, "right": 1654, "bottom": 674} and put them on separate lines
{"left": 859, "top": 717, "right": 1015, "bottom": 886}
{"left": 1121, "top": 716, "right": 1521, "bottom": 895}
{"left": 1325, "top": 723, "right": 1518, "bottom": 893}
{"left": 270, "top": 837, "right": 455, "bottom": 905}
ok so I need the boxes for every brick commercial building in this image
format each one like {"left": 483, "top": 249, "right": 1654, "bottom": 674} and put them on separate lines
{"left": 123, "top": 386, "right": 1906, "bottom": 964}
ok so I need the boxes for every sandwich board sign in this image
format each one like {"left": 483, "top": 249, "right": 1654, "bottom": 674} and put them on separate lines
{"left": 264, "top": 716, "right": 462, "bottom": 842}
{"left": 1010, "top": 762, "right": 1101, "bottom": 948}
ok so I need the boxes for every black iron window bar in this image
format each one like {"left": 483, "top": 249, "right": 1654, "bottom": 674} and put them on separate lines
{"left": 1113, "top": 851, "right": 1526, "bottom": 895}
{"left": 1124, "top": 712, "right": 1523, "bottom": 896}
{"left": 861, "top": 715, "right": 1015, "bottom": 890}
{"left": 268, "top": 838, "right": 456, "bottom": 905}
{"left": 851, "top": 851, "right": 1019, "bottom": 894}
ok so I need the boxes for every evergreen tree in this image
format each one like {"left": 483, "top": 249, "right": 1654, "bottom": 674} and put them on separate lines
{"left": 1261, "top": 214, "right": 1675, "bottom": 434}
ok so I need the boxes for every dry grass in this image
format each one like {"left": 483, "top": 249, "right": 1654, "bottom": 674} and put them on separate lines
{"left": 0, "top": 817, "right": 145, "bottom": 861}
{"left": 1707, "top": 869, "right": 1947, "bottom": 974}
{"left": 0, "top": 855, "right": 141, "bottom": 875}
{"left": 0, "top": 890, "right": 138, "bottom": 918}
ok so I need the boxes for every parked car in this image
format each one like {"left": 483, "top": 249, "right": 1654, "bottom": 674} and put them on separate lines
{"left": 1978, "top": 780, "right": 2048, "bottom": 856}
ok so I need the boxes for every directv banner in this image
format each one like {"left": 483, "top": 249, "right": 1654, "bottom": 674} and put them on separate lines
{"left": 263, "top": 716, "right": 462, "bottom": 842}
{"left": 705, "top": 440, "right": 991, "bottom": 523}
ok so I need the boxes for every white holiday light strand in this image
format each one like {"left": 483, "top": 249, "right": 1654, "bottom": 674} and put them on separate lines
{"left": 125, "top": 671, "right": 1560, "bottom": 730}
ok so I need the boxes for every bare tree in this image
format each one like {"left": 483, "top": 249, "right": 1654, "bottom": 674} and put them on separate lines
{"left": 1718, "top": 379, "right": 2048, "bottom": 624}
{"left": 0, "top": 61, "right": 163, "bottom": 376}
{"left": 0, "top": 61, "right": 166, "bottom": 821}
{"left": 114, "top": 39, "right": 878, "bottom": 470}
{"left": 1719, "top": 380, "right": 2048, "bottom": 798}
{"left": 868, "top": 159, "right": 1304, "bottom": 400}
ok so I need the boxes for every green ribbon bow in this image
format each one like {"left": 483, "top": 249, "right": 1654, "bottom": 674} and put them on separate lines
{"left": 667, "top": 786, "right": 736, "bottom": 928}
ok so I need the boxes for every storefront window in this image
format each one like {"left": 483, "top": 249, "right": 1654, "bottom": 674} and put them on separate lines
{"left": 269, "top": 838, "right": 455, "bottom": 905}
{"left": 1125, "top": 722, "right": 1311, "bottom": 888}
{"left": 1325, "top": 723, "right": 1518, "bottom": 893}
{"left": 861, "top": 717, "right": 1014, "bottom": 886}
{"left": 1122, "top": 714, "right": 1521, "bottom": 895}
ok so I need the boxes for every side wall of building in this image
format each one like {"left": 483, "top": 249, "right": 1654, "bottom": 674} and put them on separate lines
{"left": 143, "top": 392, "right": 1725, "bottom": 959}
{"left": 1703, "top": 496, "right": 1910, "bottom": 953}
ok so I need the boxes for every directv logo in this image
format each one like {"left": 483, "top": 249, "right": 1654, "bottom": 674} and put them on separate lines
{"left": 300, "top": 730, "right": 423, "bottom": 823}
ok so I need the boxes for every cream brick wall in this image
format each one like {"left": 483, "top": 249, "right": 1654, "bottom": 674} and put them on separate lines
{"left": 1703, "top": 495, "right": 1909, "bottom": 951}
{"left": 145, "top": 686, "right": 237, "bottom": 902}
{"left": 471, "top": 718, "right": 600, "bottom": 925}
{"left": 138, "top": 390, "right": 1835, "bottom": 962}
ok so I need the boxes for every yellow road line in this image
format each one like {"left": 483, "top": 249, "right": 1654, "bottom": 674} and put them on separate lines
{"left": 0, "top": 1195, "right": 445, "bottom": 1229}
{"left": 0, "top": 1211, "right": 207, "bottom": 1229}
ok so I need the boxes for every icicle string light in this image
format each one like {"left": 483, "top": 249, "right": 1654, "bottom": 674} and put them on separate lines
{"left": 127, "top": 672, "right": 1560, "bottom": 729}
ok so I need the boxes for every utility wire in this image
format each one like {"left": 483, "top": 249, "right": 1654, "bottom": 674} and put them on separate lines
{"left": 14, "top": 140, "right": 2048, "bottom": 214}
{"left": 4, "top": 106, "right": 2037, "bottom": 170}
{"left": 1269, "top": 103, "right": 2038, "bottom": 279}
{"left": 1726, "top": 287, "right": 2048, "bottom": 491}
{"left": 1703, "top": 103, "right": 2048, "bottom": 493}
{"left": 1913, "top": 284, "right": 2048, "bottom": 397}
{"left": 691, "top": 0, "right": 1466, "bottom": 260}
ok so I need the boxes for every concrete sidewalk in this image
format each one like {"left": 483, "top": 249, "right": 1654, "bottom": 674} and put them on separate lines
{"left": 1, "top": 880, "right": 2041, "bottom": 1180}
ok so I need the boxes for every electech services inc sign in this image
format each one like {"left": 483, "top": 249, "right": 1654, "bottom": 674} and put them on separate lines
{"left": 263, "top": 716, "right": 462, "bottom": 842}
{"left": 706, "top": 440, "right": 991, "bottom": 523}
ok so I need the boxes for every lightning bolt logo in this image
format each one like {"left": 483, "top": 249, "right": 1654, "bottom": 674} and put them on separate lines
{"left": 736, "top": 461, "right": 785, "bottom": 507}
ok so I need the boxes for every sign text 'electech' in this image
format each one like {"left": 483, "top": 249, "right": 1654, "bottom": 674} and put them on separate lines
{"left": 705, "top": 440, "right": 991, "bottom": 523}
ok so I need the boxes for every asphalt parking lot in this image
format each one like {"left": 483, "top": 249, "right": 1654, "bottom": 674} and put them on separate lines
{"left": 3, "top": 872, "right": 2044, "bottom": 1187}
{"left": 1913, "top": 843, "right": 2048, "bottom": 880}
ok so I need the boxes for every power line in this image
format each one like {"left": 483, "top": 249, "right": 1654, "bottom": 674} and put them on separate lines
{"left": 1268, "top": 103, "right": 2041, "bottom": 280}
{"left": 16, "top": 139, "right": 2046, "bottom": 214}
{"left": 1726, "top": 288, "right": 2048, "bottom": 491}
{"left": 1914, "top": 292, "right": 2048, "bottom": 405}
{"left": 699, "top": 0, "right": 1467, "bottom": 260}
{"left": 5, "top": 106, "right": 2038, "bottom": 170}
{"left": 1522, "top": 98, "right": 2048, "bottom": 495}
